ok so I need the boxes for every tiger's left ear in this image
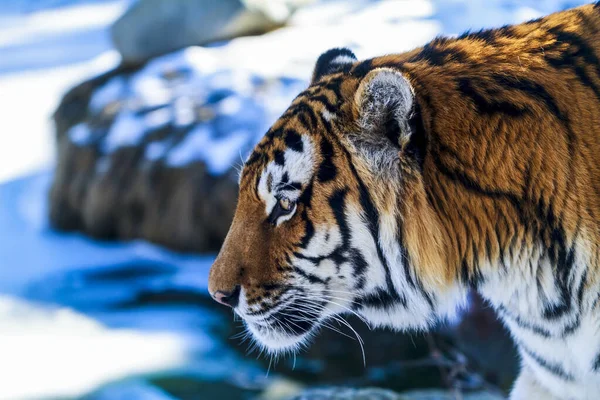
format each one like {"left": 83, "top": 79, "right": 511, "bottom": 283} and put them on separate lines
{"left": 311, "top": 48, "right": 357, "bottom": 83}
{"left": 348, "top": 68, "right": 416, "bottom": 174}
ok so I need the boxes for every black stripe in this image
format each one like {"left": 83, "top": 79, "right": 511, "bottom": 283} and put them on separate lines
{"left": 492, "top": 74, "right": 564, "bottom": 119}
{"left": 317, "top": 137, "right": 337, "bottom": 183}
{"left": 289, "top": 103, "right": 318, "bottom": 130}
{"left": 273, "top": 150, "right": 285, "bottom": 166}
{"left": 296, "top": 113, "right": 312, "bottom": 132}
{"left": 310, "top": 94, "right": 337, "bottom": 114}
{"left": 323, "top": 78, "right": 344, "bottom": 100}
{"left": 328, "top": 189, "right": 368, "bottom": 290}
{"left": 498, "top": 306, "right": 580, "bottom": 338}
{"left": 457, "top": 28, "right": 497, "bottom": 45}
{"left": 456, "top": 77, "right": 528, "bottom": 117}
{"left": 411, "top": 41, "right": 468, "bottom": 66}
{"left": 284, "top": 130, "right": 303, "bottom": 152}
{"left": 329, "top": 134, "right": 407, "bottom": 307}
{"left": 293, "top": 265, "right": 328, "bottom": 285}
{"left": 298, "top": 208, "right": 315, "bottom": 249}
{"left": 348, "top": 248, "right": 368, "bottom": 290}
{"left": 593, "top": 353, "right": 600, "bottom": 371}
{"left": 535, "top": 202, "right": 577, "bottom": 321}
{"left": 350, "top": 59, "right": 374, "bottom": 79}
{"left": 519, "top": 343, "right": 575, "bottom": 381}
{"left": 359, "top": 287, "right": 405, "bottom": 309}
{"left": 546, "top": 26, "right": 600, "bottom": 103}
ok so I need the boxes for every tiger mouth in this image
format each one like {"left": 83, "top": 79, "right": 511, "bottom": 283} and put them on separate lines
{"left": 241, "top": 297, "right": 325, "bottom": 352}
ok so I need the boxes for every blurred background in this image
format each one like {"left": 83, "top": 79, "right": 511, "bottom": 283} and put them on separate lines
{"left": 0, "top": 0, "right": 592, "bottom": 399}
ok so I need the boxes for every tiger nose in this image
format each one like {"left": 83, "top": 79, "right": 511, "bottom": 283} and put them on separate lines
{"left": 211, "top": 285, "right": 241, "bottom": 308}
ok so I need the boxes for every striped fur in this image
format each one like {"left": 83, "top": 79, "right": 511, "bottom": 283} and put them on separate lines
{"left": 209, "top": 3, "right": 600, "bottom": 398}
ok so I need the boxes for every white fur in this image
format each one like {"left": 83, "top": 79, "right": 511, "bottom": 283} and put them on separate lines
{"left": 479, "top": 238, "right": 600, "bottom": 399}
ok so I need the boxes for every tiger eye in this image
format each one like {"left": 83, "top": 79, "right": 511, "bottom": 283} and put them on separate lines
{"left": 279, "top": 197, "right": 291, "bottom": 211}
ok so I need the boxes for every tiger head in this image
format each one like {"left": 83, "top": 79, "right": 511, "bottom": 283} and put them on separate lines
{"left": 208, "top": 48, "right": 461, "bottom": 353}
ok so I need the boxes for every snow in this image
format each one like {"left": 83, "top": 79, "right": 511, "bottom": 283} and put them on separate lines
{"left": 0, "top": 1, "right": 129, "bottom": 74}
{"left": 144, "top": 108, "right": 172, "bottom": 129}
{"left": 68, "top": 122, "right": 93, "bottom": 145}
{"left": 165, "top": 125, "right": 212, "bottom": 168}
{"left": 0, "top": 50, "right": 120, "bottom": 183}
{"left": 102, "top": 111, "right": 149, "bottom": 153}
{"left": 145, "top": 139, "right": 172, "bottom": 161}
{"left": 130, "top": 74, "right": 173, "bottom": 108}
{"left": 434, "top": 0, "right": 588, "bottom": 34}
{"left": 173, "top": 96, "right": 196, "bottom": 127}
{"left": 0, "top": 0, "right": 128, "bottom": 184}
{"left": 0, "top": 295, "right": 187, "bottom": 400}
{"left": 90, "top": 76, "right": 127, "bottom": 112}
{"left": 217, "top": 95, "right": 243, "bottom": 116}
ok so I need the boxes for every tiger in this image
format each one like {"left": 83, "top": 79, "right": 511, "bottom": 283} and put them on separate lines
{"left": 208, "top": 3, "right": 600, "bottom": 399}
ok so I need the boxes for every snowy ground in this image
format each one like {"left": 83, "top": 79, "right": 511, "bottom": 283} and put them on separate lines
{"left": 0, "top": 0, "right": 594, "bottom": 399}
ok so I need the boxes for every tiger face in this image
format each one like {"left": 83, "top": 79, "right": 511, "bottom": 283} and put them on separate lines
{"left": 208, "top": 48, "right": 459, "bottom": 352}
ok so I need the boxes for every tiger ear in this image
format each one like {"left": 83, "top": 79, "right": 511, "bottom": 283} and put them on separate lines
{"left": 311, "top": 48, "right": 357, "bottom": 83}
{"left": 353, "top": 68, "right": 415, "bottom": 157}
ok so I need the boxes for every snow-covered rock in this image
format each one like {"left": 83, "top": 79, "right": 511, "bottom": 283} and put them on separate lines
{"left": 50, "top": 50, "right": 305, "bottom": 251}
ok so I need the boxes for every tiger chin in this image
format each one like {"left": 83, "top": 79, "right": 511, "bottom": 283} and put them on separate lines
{"left": 209, "top": 3, "right": 600, "bottom": 399}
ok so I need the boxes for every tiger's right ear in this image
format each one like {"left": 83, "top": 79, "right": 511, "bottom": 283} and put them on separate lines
{"left": 349, "top": 67, "right": 416, "bottom": 175}
{"left": 311, "top": 48, "right": 357, "bottom": 83}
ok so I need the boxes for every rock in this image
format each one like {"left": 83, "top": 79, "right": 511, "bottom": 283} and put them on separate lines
{"left": 289, "top": 387, "right": 401, "bottom": 400}
{"left": 50, "top": 46, "right": 306, "bottom": 252}
{"left": 287, "top": 388, "right": 505, "bottom": 400}
{"left": 398, "top": 390, "right": 505, "bottom": 400}
{"left": 260, "top": 377, "right": 306, "bottom": 400}
{"left": 111, "top": 0, "right": 307, "bottom": 65}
